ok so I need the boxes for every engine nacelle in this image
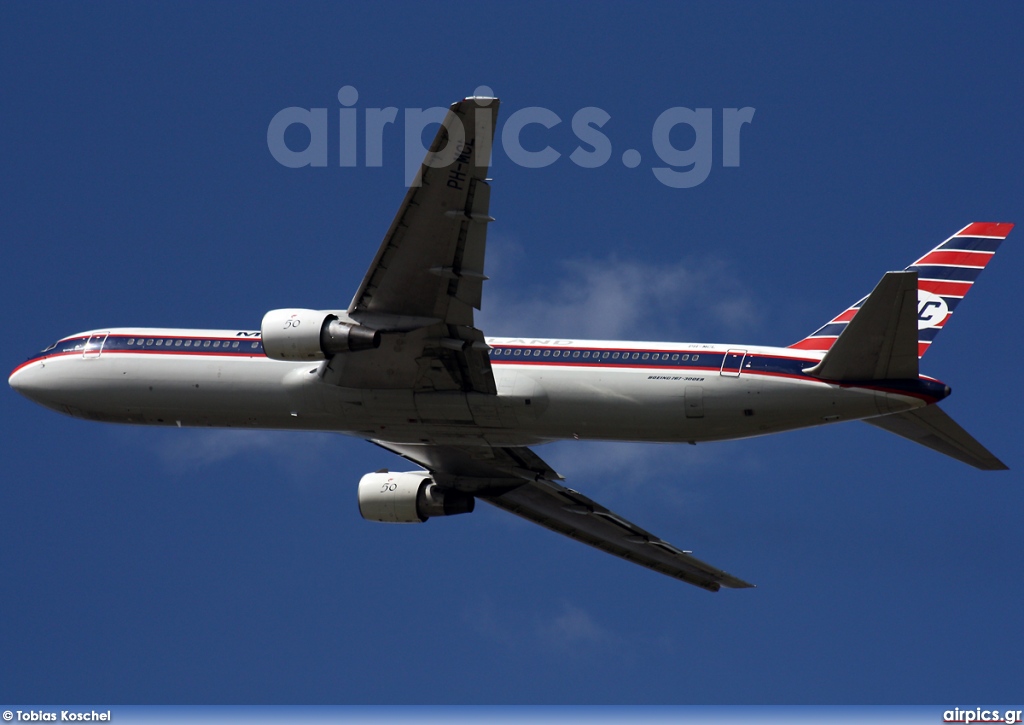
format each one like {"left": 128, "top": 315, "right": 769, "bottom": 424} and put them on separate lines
{"left": 261, "top": 308, "right": 380, "bottom": 361}
{"left": 358, "top": 471, "right": 475, "bottom": 523}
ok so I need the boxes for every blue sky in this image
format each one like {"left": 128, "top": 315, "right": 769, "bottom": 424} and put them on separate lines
{"left": 2, "top": 2, "right": 1023, "bottom": 705}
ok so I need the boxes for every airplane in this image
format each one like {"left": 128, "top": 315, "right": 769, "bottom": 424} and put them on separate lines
{"left": 8, "top": 95, "right": 1014, "bottom": 592}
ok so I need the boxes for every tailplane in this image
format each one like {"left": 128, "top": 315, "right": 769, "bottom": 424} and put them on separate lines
{"left": 865, "top": 405, "right": 1007, "bottom": 471}
{"left": 790, "top": 222, "right": 1014, "bottom": 357}
{"left": 796, "top": 223, "right": 1012, "bottom": 470}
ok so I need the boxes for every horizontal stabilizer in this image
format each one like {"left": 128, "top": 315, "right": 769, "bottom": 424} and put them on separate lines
{"left": 805, "top": 271, "right": 919, "bottom": 381}
{"left": 864, "top": 404, "right": 1007, "bottom": 470}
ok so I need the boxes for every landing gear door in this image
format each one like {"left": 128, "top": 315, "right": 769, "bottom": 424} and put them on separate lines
{"left": 83, "top": 331, "right": 109, "bottom": 359}
{"left": 720, "top": 349, "right": 746, "bottom": 377}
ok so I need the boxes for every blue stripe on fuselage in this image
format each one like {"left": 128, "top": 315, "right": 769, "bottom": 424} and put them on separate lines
{"left": 486, "top": 345, "right": 947, "bottom": 402}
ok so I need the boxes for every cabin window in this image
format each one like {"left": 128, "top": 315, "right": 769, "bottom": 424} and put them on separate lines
{"left": 642, "top": 353, "right": 649, "bottom": 360}
{"left": 612, "top": 352, "right": 619, "bottom": 359}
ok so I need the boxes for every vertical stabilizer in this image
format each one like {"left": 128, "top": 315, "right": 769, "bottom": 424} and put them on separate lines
{"left": 790, "top": 222, "right": 1014, "bottom": 357}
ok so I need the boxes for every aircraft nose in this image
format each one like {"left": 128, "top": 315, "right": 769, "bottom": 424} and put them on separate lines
{"left": 9, "top": 364, "right": 30, "bottom": 394}
{"left": 9, "top": 361, "right": 55, "bottom": 406}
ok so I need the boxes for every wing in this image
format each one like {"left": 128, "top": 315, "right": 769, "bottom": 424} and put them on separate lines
{"left": 374, "top": 440, "right": 754, "bottom": 592}
{"left": 326, "top": 95, "right": 500, "bottom": 394}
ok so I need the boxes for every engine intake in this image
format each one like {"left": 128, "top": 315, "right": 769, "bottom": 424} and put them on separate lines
{"left": 261, "top": 308, "right": 380, "bottom": 361}
{"left": 358, "top": 471, "right": 475, "bottom": 523}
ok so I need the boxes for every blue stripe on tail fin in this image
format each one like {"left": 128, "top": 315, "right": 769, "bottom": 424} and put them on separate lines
{"left": 790, "top": 222, "right": 1014, "bottom": 357}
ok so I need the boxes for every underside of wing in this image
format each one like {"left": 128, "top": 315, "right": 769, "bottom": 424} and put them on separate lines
{"left": 483, "top": 477, "right": 754, "bottom": 592}
{"left": 372, "top": 440, "right": 754, "bottom": 592}
{"left": 326, "top": 96, "right": 500, "bottom": 394}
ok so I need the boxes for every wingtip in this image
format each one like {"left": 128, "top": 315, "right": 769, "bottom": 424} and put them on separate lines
{"left": 460, "top": 95, "right": 499, "bottom": 106}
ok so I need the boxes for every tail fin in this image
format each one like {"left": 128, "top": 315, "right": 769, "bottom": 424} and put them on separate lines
{"left": 804, "top": 270, "right": 920, "bottom": 381}
{"left": 790, "top": 222, "right": 1014, "bottom": 357}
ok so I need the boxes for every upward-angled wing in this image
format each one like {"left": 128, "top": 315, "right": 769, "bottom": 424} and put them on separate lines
{"left": 374, "top": 440, "right": 754, "bottom": 592}
{"left": 327, "top": 96, "right": 499, "bottom": 394}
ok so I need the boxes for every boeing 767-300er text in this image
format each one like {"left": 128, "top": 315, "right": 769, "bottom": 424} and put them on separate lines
{"left": 9, "top": 96, "right": 1014, "bottom": 591}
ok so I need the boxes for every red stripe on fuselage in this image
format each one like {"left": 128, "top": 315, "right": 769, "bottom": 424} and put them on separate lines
{"left": 9, "top": 349, "right": 263, "bottom": 377}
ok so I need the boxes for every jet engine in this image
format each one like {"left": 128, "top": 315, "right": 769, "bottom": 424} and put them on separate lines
{"left": 261, "top": 308, "right": 380, "bottom": 361}
{"left": 358, "top": 471, "right": 475, "bottom": 523}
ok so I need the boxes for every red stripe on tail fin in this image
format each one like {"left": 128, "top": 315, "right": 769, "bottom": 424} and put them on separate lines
{"left": 789, "top": 223, "right": 1013, "bottom": 357}
{"left": 959, "top": 222, "right": 1014, "bottom": 238}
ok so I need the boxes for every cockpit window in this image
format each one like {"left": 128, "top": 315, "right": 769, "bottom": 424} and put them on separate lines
{"left": 40, "top": 341, "right": 59, "bottom": 353}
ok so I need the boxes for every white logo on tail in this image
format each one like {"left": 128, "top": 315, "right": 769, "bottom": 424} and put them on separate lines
{"left": 917, "top": 290, "right": 948, "bottom": 329}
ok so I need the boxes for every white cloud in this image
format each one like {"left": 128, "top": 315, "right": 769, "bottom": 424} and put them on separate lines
{"left": 155, "top": 429, "right": 282, "bottom": 467}
{"left": 479, "top": 252, "right": 760, "bottom": 343}
{"left": 537, "top": 601, "right": 614, "bottom": 646}
{"left": 146, "top": 428, "right": 347, "bottom": 479}
{"left": 464, "top": 596, "right": 618, "bottom": 652}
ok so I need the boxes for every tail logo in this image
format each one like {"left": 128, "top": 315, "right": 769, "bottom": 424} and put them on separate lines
{"left": 917, "top": 290, "right": 948, "bottom": 329}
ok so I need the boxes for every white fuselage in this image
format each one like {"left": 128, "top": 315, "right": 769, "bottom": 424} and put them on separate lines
{"left": 9, "top": 328, "right": 947, "bottom": 449}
